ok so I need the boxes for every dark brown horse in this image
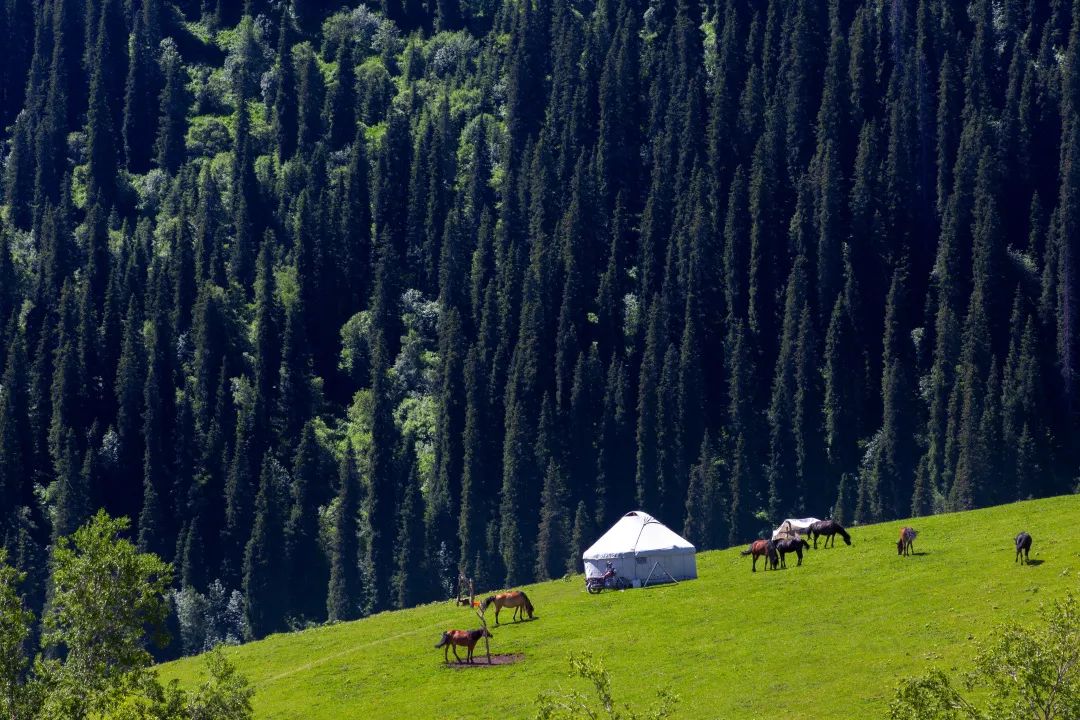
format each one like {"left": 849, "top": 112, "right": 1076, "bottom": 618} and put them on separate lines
{"left": 481, "top": 590, "right": 534, "bottom": 624}
{"left": 740, "top": 539, "right": 778, "bottom": 572}
{"left": 1015, "top": 532, "right": 1033, "bottom": 564}
{"left": 435, "top": 628, "right": 493, "bottom": 664}
{"left": 774, "top": 538, "right": 810, "bottom": 568}
{"left": 897, "top": 527, "right": 917, "bottom": 556}
{"left": 808, "top": 520, "right": 851, "bottom": 548}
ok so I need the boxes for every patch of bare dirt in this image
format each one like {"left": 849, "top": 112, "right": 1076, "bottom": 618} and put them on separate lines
{"left": 442, "top": 653, "right": 524, "bottom": 668}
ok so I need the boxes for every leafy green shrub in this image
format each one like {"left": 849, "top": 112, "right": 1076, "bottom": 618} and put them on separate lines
{"left": 891, "top": 593, "right": 1080, "bottom": 720}
{"left": 536, "top": 652, "right": 678, "bottom": 720}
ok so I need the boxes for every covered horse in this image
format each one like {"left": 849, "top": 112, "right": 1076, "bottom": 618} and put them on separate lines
{"left": 771, "top": 518, "right": 821, "bottom": 541}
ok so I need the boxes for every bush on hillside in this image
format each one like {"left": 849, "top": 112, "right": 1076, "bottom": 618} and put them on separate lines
{"left": 890, "top": 593, "right": 1080, "bottom": 720}
{"left": 535, "top": 652, "right": 678, "bottom": 720}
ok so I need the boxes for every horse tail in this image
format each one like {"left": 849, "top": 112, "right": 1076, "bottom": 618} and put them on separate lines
{"left": 435, "top": 631, "right": 449, "bottom": 648}
{"left": 521, "top": 591, "right": 534, "bottom": 614}
{"left": 740, "top": 547, "right": 753, "bottom": 556}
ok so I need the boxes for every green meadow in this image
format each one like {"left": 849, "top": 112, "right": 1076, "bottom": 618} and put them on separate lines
{"left": 161, "top": 495, "right": 1080, "bottom": 719}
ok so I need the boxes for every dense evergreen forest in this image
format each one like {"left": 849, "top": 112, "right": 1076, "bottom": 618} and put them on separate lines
{"left": 0, "top": 0, "right": 1077, "bottom": 648}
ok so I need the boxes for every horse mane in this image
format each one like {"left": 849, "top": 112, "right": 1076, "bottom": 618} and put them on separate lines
{"left": 520, "top": 591, "right": 533, "bottom": 613}
{"left": 836, "top": 525, "right": 851, "bottom": 541}
{"left": 481, "top": 596, "right": 495, "bottom": 612}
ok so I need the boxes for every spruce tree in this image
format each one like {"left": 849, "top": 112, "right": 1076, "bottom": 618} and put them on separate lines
{"left": 122, "top": 0, "right": 160, "bottom": 173}
{"left": 326, "top": 40, "right": 356, "bottom": 151}
{"left": 534, "top": 460, "right": 569, "bottom": 582}
{"left": 243, "top": 457, "right": 290, "bottom": 639}
{"left": 273, "top": 11, "right": 298, "bottom": 162}
{"left": 327, "top": 448, "right": 361, "bottom": 623}
{"left": 392, "top": 456, "right": 426, "bottom": 608}
{"left": 567, "top": 500, "right": 591, "bottom": 576}
{"left": 683, "top": 432, "right": 720, "bottom": 551}
{"left": 287, "top": 422, "right": 328, "bottom": 623}
{"left": 154, "top": 40, "right": 188, "bottom": 173}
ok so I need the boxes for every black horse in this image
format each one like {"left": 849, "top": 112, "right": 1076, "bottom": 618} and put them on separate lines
{"left": 774, "top": 538, "right": 810, "bottom": 568}
{"left": 1015, "top": 532, "right": 1033, "bottom": 564}
{"left": 808, "top": 519, "right": 852, "bottom": 549}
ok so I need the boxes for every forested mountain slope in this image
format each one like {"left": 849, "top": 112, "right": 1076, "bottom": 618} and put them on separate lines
{"left": 0, "top": 0, "right": 1078, "bottom": 649}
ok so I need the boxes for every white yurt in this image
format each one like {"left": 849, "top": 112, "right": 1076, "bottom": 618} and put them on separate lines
{"left": 582, "top": 511, "right": 697, "bottom": 586}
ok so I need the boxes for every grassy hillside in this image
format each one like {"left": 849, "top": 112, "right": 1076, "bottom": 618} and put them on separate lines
{"left": 161, "top": 496, "right": 1080, "bottom": 719}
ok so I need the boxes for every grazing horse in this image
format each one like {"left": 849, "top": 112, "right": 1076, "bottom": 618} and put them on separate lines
{"left": 897, "top": 527, "right": 917, "bottom": 556}
{"left": 740, "top": 539, "right": 779, "bottom": 572}
{"left": 774, "top": 538, "right": 811, "bottom": 568}
{"left": 481, "top": 590, "right": 534, "bottom": 624}
{"left": 1015, "top": 532, "right": 1033, "bottom": 564}
{"left": 435, "top": 628, "right": 493, "bottom": 664}
{"left": 808, "top": 520, "right": 852, "bottom": 549}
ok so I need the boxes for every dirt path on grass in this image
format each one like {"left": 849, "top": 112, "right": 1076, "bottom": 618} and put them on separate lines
{"left": 256, "top": 618, "right": 451, "bottom": 687}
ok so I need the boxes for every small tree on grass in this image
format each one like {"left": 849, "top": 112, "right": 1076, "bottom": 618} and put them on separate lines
{"left": 40, "top": 511, "right": 173, "bottom": 719}
{"left": 0, "top": 513, "right": 254, "bottom": 719}
{"left": 890, "top": 593, "right": 1080, "bottom": 720}
{"left": 535, "top": 652, "right": 678, "bottom": 720}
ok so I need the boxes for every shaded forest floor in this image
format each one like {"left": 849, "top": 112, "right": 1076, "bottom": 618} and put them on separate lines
{"left": 160, "top": 494, "right": 1080, "bottom": 718}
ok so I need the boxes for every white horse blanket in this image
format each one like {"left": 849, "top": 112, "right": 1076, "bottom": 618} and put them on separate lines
{"left": 772, "top": 518, "right": 822, "bottom": 541}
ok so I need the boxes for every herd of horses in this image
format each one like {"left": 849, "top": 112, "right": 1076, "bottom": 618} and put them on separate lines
{"left": 741, "top": 519, "right": 851, "bottom": 571}
{"left": 436, "top": 522, "right": 1038, "bottom": 663}
{"left": 740, "top": 521, "right": 1035, "bottom": 572}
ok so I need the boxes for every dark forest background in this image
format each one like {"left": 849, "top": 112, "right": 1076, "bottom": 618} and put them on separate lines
{"left": 0, "top": 0, "right": 1078, "bottom": 652}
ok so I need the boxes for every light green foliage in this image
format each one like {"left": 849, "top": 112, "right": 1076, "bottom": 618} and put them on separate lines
{"left": 40, "top": 512, "right": 173, "bottom": 719}
{"left": 161, "top": 496, "right": 1080, "bottom": 718}
{"left": 184, "top": 649, "right": 254, "bottom": 720}
{"left": 338, "top": 311, "right": 372, "bottom": 377}
{"left": 0, "top": 515, "right": 253, "bottom": 720}
{"left": 0, "top": 549, "right": 34, "bottom": 720}
{"left": 535, "top": 652, "right": 678, "bottom": 720}
{"left": 102, "top": 650, "right": 252, "bottom": 720}
{"left": 891, "top": 594, "right": 1080, "bottom": 720}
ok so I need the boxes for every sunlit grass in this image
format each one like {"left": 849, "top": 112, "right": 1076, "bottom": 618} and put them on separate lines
{"left": 160, "top": 494, "right": 1080, "bottom": 719}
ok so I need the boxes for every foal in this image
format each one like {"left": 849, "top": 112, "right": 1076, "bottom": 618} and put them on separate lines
{"left": 1015, "top": 532, "right": 1033, "bottom": 564}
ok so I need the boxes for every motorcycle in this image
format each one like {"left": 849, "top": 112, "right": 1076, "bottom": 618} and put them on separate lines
{"left": 586, "top": 562, "right": 631, "bottom": 594}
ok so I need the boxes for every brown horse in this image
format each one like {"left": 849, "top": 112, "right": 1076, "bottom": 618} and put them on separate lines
{"left": 740, "top": 539, "right": 778, "bottom": 572}
{"left": 435, "top": 628, "right": 493, "bottom": 664}
{"left": 774, "top": 538, "right": 810, "bottom": 568}
{"left": 897, "top": 527, "right": 917, "bottom": 556}
{"left": 481, "top": 590, "right": 534, "bottom": 624}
